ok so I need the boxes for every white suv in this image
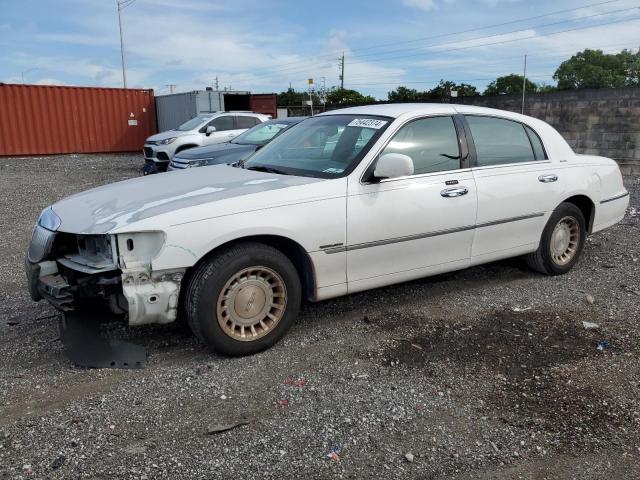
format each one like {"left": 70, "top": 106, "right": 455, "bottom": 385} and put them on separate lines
{"left": 143, "top": 112, "right": 270, "bottom": 169}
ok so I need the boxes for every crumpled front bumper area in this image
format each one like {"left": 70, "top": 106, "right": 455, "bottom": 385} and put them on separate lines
{"left": 26, "top": 257, "right": 148, "bottom": 369}
{"left": 25, "top": 227, "right": 185, "bottom": 369}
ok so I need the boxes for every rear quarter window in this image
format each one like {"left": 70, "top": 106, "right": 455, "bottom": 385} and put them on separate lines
{"left": 524, "top": 125, "right": 547, "bottom": 160}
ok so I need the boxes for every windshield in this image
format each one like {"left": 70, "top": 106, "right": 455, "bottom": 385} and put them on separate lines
{"left": 233, "top": 121, "right": 293, "bottom": 146}
{"left": 242, "top": 114, "right": 391, "bottom": 178}
{"left": 175, "top": 115, "right": 213, "bottom": 131}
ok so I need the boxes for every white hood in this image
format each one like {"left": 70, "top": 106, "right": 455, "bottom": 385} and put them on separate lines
{"left": 146, "top": 130, "right": 185, "bottom": 142}
{"left": 51, "top": 165, "right": 323, "bottom": 235}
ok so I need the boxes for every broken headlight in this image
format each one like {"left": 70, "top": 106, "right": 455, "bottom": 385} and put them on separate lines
{"left": 37, "top": 207, "right": 61, "bottom": 231}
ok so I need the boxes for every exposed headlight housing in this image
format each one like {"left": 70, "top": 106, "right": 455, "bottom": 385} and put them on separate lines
{"left": 37, "top": 207, "right": 61, "bottom": 231}
{"left": 158, "top": 137, "right": 178, "bottom": 145}
{"left": 116, "top": 232, "right": 166, "bottom": 268}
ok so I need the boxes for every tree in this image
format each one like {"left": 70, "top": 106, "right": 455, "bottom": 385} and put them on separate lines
{"left": 484, "top": 74, "right": 538, "bottom": 96}
{"left": 325, "top": 87, "right": 375, "bottom": 105}
{"left": 617, "top": 48, "right": 640, "bottom": 87}
{"left": 387, "top": 86, "right": 424, "bottom": 101}
{"left": 553, "top": 49, "right": 629, "bottom": 90}
{"left": 277, "top": 87, "right": 321, "bottom": 106}
{"left": 537, "top": 83, "right": 557, "bottom": 93}
{"left": 452, "top": 82, "right": 479, "bottom": 97}
{"left": 427, "top": 80, "right": 479, "bottom": 98}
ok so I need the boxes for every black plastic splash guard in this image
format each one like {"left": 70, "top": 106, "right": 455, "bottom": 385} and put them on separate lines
{"left": 59, "top": 310, "right": 147, "bottom": 369}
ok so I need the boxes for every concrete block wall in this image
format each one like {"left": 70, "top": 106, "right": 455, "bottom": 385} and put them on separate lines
{"left": 457, "top": 87, "right": 640, "bottom": 175}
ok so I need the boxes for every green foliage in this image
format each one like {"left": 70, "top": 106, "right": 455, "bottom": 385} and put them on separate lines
{"left": 552, "top": 48, "right": 640, "bottom": 89}
{"left": 325, "top": 87, "right": 375, "bottom": 105}
{"left": 387, "top": 86, "right": 426, "bottom": 101}
{"left": 278, "top": 87, "right": 375, "bottom": 106}
{"left": 537, "top": 83, "right": 557, "bottom": 93}
{"left": 387, "top": 80, "right": 479, "bottom": 101}
{"left": 553, "top": 49, "right": 630, "bottom": 89}
{"left": 484, "top": 74, "right": 538, "bottom": 96}
{"left": 428, "top": 80, "right": 479, "bottom": 98}
{"left": 276, "top": 87, "right": 321, "bottom": 106}
{"left": 620, "top": 48, "right": 640, "bottom": 86}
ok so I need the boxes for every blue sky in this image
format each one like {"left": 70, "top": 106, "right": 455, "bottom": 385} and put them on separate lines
{"left": 1, "top": 0, "right": 639, "bottom": 99}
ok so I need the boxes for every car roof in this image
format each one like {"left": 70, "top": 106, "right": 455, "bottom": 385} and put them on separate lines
{"left": 267, "top": 116, "right": 307, "bottom": 124}
{"left": 318, "top": 103, "right": 535, "bottom": 123}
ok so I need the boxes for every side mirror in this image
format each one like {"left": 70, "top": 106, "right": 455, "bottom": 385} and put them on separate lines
{"left": 373, "top": 153, "right": 414, "bottom": 180}
{"left": 206, "top": 126, "right": 216, "bottom": 135}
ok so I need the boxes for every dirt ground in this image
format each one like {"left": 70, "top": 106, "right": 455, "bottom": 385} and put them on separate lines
{"left": 0, "top": 154, "right": 639, "bottom": 479}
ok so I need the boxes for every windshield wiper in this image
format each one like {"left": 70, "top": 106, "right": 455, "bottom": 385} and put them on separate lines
{"left": 245, "top": 165, "right": 289, "bottom": 175}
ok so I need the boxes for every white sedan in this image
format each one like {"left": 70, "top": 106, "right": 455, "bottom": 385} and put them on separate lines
{"left": 26, "top": 104, "right": 629, "bottom": 355}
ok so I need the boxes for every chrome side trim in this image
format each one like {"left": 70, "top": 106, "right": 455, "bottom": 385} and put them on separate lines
{"left": 322, "top": 212, "right": 545, "bottom": 254}
{"left": 475, "top": 212, "right": 545, "bottom": 229}
{"left": 600, "top": 191, "right": 630, "bottom": 204}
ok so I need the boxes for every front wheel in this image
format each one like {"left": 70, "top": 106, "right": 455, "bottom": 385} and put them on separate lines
{"left": 526, "top": 202, "right": 587, "bottom": 275}
{"left": 185, "top": 242, "right": 301, "bottom": 356}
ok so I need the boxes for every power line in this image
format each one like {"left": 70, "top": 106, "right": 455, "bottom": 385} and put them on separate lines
{"left": 342, "top": 5, "right": 640, "bottom": 65}
{"left": 228, "top": 8, "right": 640, "bottom": 83}
{"left": 340, "top": 0, "right": 625, "bottom": 56}
{"left": 347, "top": 73, "right": 556, "bottom": 87}
{"left": 341, "top": 14, "right": 640, "bottom": 69}
{"left": 245, "top": 14, "right": 640, "bottom": 86}
{"left": 221, "top": 0, "right": 626, "bottom": 77}
{"left": 346, "top": 4, "right": 640, "bottom": 63}
{"left": 343, "top": 43, "right": 640, "bottom": 81}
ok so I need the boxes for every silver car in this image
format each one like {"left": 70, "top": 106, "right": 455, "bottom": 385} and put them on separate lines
{"left": 143, "top": 112, "right": 270, "bottom": 171}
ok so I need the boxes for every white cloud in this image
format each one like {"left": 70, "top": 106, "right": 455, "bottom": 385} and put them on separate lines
{"left": 403, "top": 0, "right": 438, "bottom": 11}
{"left": 34, "top": 78, "right": 65, "bottom": 86}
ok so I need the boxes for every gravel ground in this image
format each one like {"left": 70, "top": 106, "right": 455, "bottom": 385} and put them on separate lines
{"left": 0, "top": 153, "right": 639, "bottom": 479}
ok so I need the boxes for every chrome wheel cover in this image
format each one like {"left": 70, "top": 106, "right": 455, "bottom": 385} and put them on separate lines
{"left": 550, "top": 216, "right": 580, "bottom": 266}
{"left": 217, "top": 266, "right": 287, "bottom": 341}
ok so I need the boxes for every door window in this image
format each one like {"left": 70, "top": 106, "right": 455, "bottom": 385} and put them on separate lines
{"left": 380, "top": 116, "right": 460, "bottom": 175}
{"left": 466, "top": 116, "right": 537, "bottom": 166}
{"left": 236, "top": 116, "right": 260, "bottom": 129}
{"left": 208, "top": 116, "right": 234, "bottom": 132}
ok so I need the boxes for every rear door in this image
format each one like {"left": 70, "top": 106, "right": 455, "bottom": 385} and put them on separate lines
{"left": 463, "top": 115, "right": 562, "bottom": 259}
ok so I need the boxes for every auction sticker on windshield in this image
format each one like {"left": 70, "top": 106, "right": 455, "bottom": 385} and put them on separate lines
{"left": 347, "top": 118, "right": 387, "bottom": 129}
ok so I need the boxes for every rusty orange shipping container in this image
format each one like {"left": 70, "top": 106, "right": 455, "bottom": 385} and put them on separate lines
{"left": 0, "top": 84, "right": 157, "bottom": 156}
{"left": 249, "top": 93, "right": 277, "bottom": 119}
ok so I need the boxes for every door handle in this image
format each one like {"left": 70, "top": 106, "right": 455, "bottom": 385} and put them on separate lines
{"left": 440, "top": 186, "right": 469, "bottom": 198}
{"left": 538, "top": 174, "right": 558, "bottom": 183}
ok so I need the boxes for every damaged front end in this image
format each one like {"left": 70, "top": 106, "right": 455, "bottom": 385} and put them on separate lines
{"left": 25, "top": 208, "right": 185, "bottom": 368}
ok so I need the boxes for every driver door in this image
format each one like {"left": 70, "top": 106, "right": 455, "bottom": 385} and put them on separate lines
{"left": 346, "top": 115, "right": 478, "bottom": 293}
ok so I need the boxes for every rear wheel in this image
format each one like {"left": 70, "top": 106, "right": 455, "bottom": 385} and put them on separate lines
{"left": 526, "top": 202, "right": 586, "bottom": 275}
{"left": 185, "top": 242, "right": 301, "bottom": 355}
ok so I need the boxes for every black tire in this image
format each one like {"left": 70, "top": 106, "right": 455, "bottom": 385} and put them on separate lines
{"left": 526, "top": 202, "right": 586, "bottom": 275}
{"left": 184, "top": 242, "right": 301, "bottom": 356}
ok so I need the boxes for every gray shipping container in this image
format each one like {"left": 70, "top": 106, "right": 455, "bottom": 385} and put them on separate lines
{"left": 155, "top": 90, "right": 250, "bottom": 132}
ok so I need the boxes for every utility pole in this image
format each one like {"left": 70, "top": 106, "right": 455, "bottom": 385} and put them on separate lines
{"left": 320, "top": 77, "right": 327, "bottom": 106}
{"left": 116, "top": 0, "right": 136, "bottom": 88}
{"left": 521, "top": 54, "right": 527, "bottom": 114}
{"left": 339, "top": 52, "right": 345, "bottom": 89}
{"left": 165, "top": 84, "right": 176, "bottom": 94}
